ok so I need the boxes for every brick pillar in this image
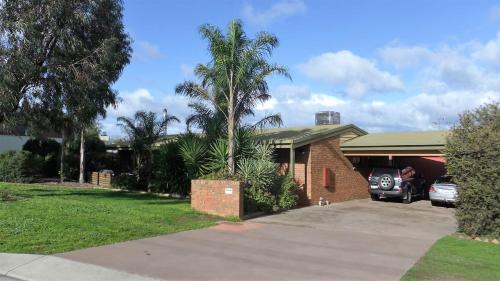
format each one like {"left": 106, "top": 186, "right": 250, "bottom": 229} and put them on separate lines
{"left": 191, "top": 180, "right": 244, "bottom": 218}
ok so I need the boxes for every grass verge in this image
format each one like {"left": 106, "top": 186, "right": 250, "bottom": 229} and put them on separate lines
{"left": 401, "top": 235, "right": 500, "bottom": 281}
{"left": 0, "top": 182, "right": 219, "bottom": 254}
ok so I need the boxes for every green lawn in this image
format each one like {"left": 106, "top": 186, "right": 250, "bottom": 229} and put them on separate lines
{"left": 402, "top": 235, "right": 500, "bottom": 281}
{"left": 0, "top": 182, "right": 219, "bottom": 254}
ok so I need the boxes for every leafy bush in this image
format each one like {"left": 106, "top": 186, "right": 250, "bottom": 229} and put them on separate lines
{"left": 151, "top": 142, "right": 190, "bottom": 195}
{"left": 22, "top": 139, "right": 60, "bottom": 177}
{"left": 239, "top": 160, "right": 278, "bottom": 213}
{"left": 178, "top": 134, "right": 208, "bottom": 179}
{"left": 206, "top": 139, "right": 228, "bottom": 175}
{"left": 111, "top": 173, "right": 139, "bottom": 190}
{"left": 234, "top": 128, "right": 256, "bottom": 161}
{"left": 277, "top": 174, "right": 300, "bottom": 210}
{"left": 0, "top": 151, "right": 43, "bottom": 183}
{"left": 445, "top": 102, "right": 500, "bottom": 237}
{"left": 237, "top": 142, "right": 280, "bottom": 213}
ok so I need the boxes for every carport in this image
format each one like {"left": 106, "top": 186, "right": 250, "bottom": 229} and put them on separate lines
{"left": 340, "top": 131, "right": 448, "bottom": 190}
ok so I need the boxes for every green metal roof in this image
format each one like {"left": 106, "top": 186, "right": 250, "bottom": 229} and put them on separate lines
{"left": 341, "top": 130, "right": 448, "bottom": 151}
{"left": 256, "top": 124, "right": 367, "bottom": 148}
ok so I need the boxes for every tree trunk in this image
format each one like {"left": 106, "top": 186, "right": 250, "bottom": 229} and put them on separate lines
{"left": 227, "top": 87, "right": 235, "bottom": 175}
{"left": 59, "top": 129, "right": 65, "bottom": 184}
{"left": 146, "top": 149, "right": 153, "bottom": 192}
{"left": 78, "top": 128, "right": 85, "bottom": 184}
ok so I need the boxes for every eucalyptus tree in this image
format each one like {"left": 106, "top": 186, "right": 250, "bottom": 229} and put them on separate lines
{"left": 0, "top": 0, "right": 131, "bottom": 182}
{"left": 176, "top": 20, "right": 289, "bottom": 175}
{"left": 117, "top": 109, "right": 180, "bottom": 191}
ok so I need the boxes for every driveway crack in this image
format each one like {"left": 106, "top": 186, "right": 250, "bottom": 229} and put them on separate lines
{"left": 5, "top": 256, "right": 47, "bottom": 276}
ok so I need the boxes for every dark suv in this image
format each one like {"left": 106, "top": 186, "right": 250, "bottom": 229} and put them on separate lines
{"left": 368, "top": 167, "right": 425, "bottom": 204}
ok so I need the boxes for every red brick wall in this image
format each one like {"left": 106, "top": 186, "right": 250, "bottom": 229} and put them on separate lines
{"left": 308, "top": 137, "right": 369, "bottom": 204}
{"left": 191, "top": 180, "right": 243, "bottom": 218}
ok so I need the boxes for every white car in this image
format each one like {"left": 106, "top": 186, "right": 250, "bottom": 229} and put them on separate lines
{"left": 429, "top": 175, "right": 458, "bottom": 206}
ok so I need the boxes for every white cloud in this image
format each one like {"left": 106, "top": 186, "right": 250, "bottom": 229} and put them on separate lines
{"left": 268, "top": 33, "right": 500, "bottom": 131}
{"left": 256, "top": 97, "right": 278, "bottom": 110}
{"left": 379, "top": 32, "right": 500, "bottom": 97}
{"left": 242, "top": 0, "right": 306, "bottom": 26}
{"left": 103, "top": 88, "right": 190, "bottom": 137}
{"left": 298, "top": 51, "right": 404, "bottom": 98}
{"left": 251, "top": 84, "right": 499, "bottom": 132}
{"left": 380, "top": 45, "right": 435, "bottom": 69}
{"left": 136, "top": 41, "right": 163, "bottom": 61}
{"left": 471, "top": 32, "right": 500, "bottom": 66}
{"left": 302, "top": 94, "right": 346, "bottom": 107}
{"left": 108, "top": 88, "right": 155, "bottom": 118}
{"left": 273, "top": 84, "right": 312, "bottom": 101}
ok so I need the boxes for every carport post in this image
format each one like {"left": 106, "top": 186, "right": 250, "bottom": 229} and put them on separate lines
{"left": 289, "top": 144, "right": 295, "bottom": 178}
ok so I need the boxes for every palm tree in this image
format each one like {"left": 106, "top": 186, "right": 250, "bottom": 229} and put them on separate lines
{"left": 176, "top": 20, "right": 290, "bottom": 175}
{"left": 117, "top": 109, "right": 179, "bottom": 191}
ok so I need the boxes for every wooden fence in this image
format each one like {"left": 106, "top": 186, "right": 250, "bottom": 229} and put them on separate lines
{"left": 90, "top": 172, "right": 112, "bottom": 187}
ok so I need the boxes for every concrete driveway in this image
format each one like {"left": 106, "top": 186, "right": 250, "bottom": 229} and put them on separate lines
{"left": 59, "top": 199, "right": 456, "bottom": 281}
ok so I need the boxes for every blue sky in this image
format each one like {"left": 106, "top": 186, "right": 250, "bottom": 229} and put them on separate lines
{"left": 103, "top": 0, "right": 500, "bottom": 137}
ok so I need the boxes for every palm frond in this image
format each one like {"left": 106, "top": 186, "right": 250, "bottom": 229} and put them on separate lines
{"left": 251, "top": 113, "right": 283, "bottom": 130}
{"left": 205, "top": 138, "right": 228, "bottom": 174}
{"left": 178, "top": 134, "right": 208, "bottom": 178}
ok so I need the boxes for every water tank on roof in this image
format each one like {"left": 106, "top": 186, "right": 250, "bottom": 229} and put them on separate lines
{"left": 315, "top": 111, "right": 341, "bottom": 125}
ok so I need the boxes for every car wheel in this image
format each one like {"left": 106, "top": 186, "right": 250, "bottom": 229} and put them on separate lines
{"left": 431, "top": 201, "right": 439, "bottom": 207}
{"left": 378, "top": 174, "right": 395, "bottom": 191}
{"left": 403, "top": 189, "right": 412, "bottom": 204}
{"left": 370, "top": 194, "right": 380, "bottom": 201}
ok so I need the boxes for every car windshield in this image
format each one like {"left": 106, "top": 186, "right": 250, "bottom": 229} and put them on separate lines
{"left": 435, "top": 176, "right": 454, "bottom": 184}
{"left": 371, "top": 168, "right": 399, "bottom": 177}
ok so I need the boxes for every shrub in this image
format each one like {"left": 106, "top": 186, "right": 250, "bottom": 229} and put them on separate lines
{"left": 445, "top": 102, "right": 500, "bottom": 237}
{"left": 151, "top": 142, "right": 190, "bottom": 195}
{"left": 22, "top": 138, "right": 60, "bottom": 177}
{"left": 205, "top": 139, "right": 229, "bottom": 175}
{"left": 238, "top": 158, "right": 278, "bottom": 213}
{"left": 111, "top": 173, "right": 139, "bottom": 190}
{"left": 277, "top": 174, "right": 299, "bottom": 210}
{"left": 0, "top": 151, "right": 43, "bottom": 183}
{"left": 237, "top": 143, "right": 280, "bottom": 213}
{"left": 178, "top": 134, "right": 208, "bottom": 179}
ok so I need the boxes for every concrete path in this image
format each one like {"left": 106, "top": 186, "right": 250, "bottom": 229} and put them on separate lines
{"left": 0, "top": 275, "right": 22, "bottom": 281}
{"left": 58, "top": 199, "right": 456, "bottom": 281}
{"left": 0, "top": 253, "right": 159, "bottom": 281}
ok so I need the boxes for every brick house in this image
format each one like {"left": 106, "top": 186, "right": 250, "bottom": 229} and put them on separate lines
{"left": 257, "top": 125, "right": 448, "bottom": 206}
{"left": 257, "top": 124, "right": 370, "bottom": 206}
{"left": 193, "top": 123, "right": 449, "bottom": 217}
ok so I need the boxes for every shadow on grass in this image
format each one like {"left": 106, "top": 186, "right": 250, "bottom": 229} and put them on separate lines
{"left": 144, "top": 200, "right": 189, "bottom": 205}
{"left": 0, "top": 190, "right": 33, "bottom": 202}
{"left": 27, "top": 188, "right": 189, "bottom": 204}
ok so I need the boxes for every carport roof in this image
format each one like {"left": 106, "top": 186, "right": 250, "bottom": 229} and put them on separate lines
{"left": 256, "top": 124, "right": 367, "bottom": 148}
{"left": 340, "top": 130, "right": 448, "bottom": 151}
